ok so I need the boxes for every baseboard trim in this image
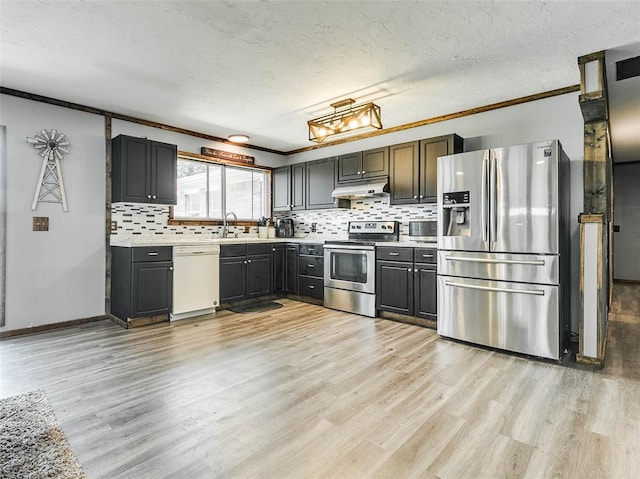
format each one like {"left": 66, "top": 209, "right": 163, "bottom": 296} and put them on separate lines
{"left": 0, "top": 314, "right": 109, "bottom": 339}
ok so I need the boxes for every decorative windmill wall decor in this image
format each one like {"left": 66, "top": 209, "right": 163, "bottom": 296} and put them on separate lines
{"left": 27, "top": 129, "right": 70, "bottom": 212}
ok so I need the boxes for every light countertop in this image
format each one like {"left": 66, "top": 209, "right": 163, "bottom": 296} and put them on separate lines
{"left": 110, "top": 234, "right": 437, "bottom": 248}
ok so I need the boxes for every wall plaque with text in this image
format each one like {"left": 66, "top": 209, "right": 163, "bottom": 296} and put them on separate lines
{"left": 200, "top": 147, "right": 255, "bottom": 165}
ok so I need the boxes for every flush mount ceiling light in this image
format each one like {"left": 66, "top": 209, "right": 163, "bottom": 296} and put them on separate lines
{"left": 227, "top": 134, "right": 249, "bottom": 143}
{"left": 308, "top": 98, "right": 382, "bottom": 143}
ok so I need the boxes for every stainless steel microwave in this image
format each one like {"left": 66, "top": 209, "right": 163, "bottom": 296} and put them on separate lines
{"left": 408, "top": 220, "right": 437, "bottom": 241}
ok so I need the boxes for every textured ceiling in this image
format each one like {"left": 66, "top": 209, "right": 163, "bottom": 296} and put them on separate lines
{"left": 1, "top": 1, "right": 640, "bottom": 153}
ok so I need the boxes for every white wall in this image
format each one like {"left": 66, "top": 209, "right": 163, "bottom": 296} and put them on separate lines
{"left": 112, "top": 120, "right": 286, "bottom": 168}
{"left": 0, "top": 95, "right": 106, "bottom": 332}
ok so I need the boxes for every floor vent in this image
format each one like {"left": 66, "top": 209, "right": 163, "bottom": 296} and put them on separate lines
{"left": 616, "top": 55, "right": 640, "bottom": 81}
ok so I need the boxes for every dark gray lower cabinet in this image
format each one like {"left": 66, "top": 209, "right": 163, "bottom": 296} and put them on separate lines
{"left": 298, "top": 244, "right": 323, "bottom": 300}
{"left": 220, "top": 243, "right": 272, "bottom": 303}
{"left": 285, "top": 244, "right": 299, "bottom": 294}
{"left": 376, "top": 260, "right": 414, "bottom": 315}
{"left": 376, "top": 246, "right": 437, "bottom": 320}
{"left": 272, "top": 244, "right": 286, "bottom": 294}
{"left": 414, "top": 264, "right": 437, "bottom": 320}
{"left": 247, "top": 253, "right": 271, "bottom": 298}
{"left": 220, "top": 256, "right": 247, "bottom": 303}
{"left": 111, "top": 246, "right": 173, "bottom": 321}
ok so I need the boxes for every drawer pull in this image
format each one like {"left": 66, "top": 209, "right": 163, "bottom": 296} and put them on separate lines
{"left": 308, "top": 264, "right": 315, "bottom": 268}
{"left": 445, "top": 255, "right": 545, "bottom": 266}
{"left": 389, "top": 252, "right": 400, "bottom": 256}
{"left": 422, "top": 254, "right": 434, "bottom": 258}
{"left": 147, "top": 252, "right": 158, "bottom": 256}
{"left": 445, "top": 280, "right": 544, "bottom": 296}
{"left": 307, "top": 285, "right": 315, "bottom": 289}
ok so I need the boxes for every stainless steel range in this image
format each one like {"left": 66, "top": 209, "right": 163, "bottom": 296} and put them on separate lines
{"left": 324, "top": 221, "right": 399, "bottom": 317}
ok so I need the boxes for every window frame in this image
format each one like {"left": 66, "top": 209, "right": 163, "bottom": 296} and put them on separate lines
{"left": 169, "top": 151, "right": 272, "bottom": 226}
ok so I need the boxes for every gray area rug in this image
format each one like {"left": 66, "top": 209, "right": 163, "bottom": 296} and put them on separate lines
{"left": 0, "top": 389, "right": 86, "bottom": 479}
{"left": 229, "top": 300, "right": 284, "bottom": 314}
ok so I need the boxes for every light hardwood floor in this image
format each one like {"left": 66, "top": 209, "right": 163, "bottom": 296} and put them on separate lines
{"left": 2, "top": 288, "right": 640, "bottom": 479}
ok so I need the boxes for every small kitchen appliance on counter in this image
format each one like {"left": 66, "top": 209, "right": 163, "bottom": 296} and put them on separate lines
{"left": 324, "top": 220, "right": 399, "bottom": 317}
{"left": 275, "top": 218, "right": 294, "bottom": 238}
{"left": 408, "top": 220, "right": 437, "bottom": 243}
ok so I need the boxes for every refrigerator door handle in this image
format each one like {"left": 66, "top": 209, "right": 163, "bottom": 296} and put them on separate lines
{"left": 444, "top": 280, "right": 545, "bottom": 296}
{"left": 489, "top": 149, "right": 497, "bottom": 244}
{"left": 444, "top": 255, "right": 545, "bottom": 266}
{"left": 481, "top": 152, "right": 489, "bottom": 242}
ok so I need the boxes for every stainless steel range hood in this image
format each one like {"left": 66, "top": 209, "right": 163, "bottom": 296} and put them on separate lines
{"left": 331, "top": 180, "right": 389, "bottom": 199}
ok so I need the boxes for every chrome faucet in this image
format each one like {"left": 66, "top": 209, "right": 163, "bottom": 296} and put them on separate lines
{"left": 222, "top": 211, "right": 238, "bottom": 238}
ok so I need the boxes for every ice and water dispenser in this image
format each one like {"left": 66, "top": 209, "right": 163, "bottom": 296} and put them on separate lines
{"left": 442, "top": 191, "right": 470, "bottom": 237}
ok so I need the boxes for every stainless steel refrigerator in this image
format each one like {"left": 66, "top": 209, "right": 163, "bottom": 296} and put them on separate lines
{"left": 436, "top": 139, "right": 570, "bottom": 360}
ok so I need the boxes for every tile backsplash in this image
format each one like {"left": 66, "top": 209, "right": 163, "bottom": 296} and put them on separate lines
{"left": 274, "top": 197, "right": 436, "bottom": 239}
{"left": 111, "top": 197, "right": 436, "bottom": 240}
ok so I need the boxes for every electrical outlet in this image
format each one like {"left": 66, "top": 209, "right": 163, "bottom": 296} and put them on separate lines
{"left": 311, "top": 222, "right": 317, "bottom": 232}
{"left": 110, "top": 221, "right": 118, "bottom": 233}
{"left": 33, "top": 216, "right": 49, "bottom": 231}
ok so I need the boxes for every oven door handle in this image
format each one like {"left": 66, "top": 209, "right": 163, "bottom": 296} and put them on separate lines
{"left": 323, "top": 244, "right": 375, "bottom": 251}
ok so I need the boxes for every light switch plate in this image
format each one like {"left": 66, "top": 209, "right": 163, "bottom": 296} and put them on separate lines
{"left": 33, "top": 216, "right": 49, "bottom": 231}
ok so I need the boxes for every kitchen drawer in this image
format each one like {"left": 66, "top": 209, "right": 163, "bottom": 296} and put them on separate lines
{"left": 299, "top": 244, "right": 324, "bottom": 256}
{"left": 299, "top": 275, "right": 324, "bottom": 300}
{"left": 414, "top": 248, "right": 437, "bottom": 264}
{"left": 376, "top": 246, "right": 413, "bottom": 262}
{"left": 132, "top": 246, "right": 172, "bottom": 262}
{"left": 299, "top": 256, "right": 324, "bottom": 277}
{"left": 247, "top": 243, "right": 272, "bottom": 256}
{"left": 220, "top": 244, "right": 247, "bottom": 258}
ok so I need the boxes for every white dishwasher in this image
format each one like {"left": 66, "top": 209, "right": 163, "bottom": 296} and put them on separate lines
{"left": 171, "top": 244, "right": 220, "bottom": 320}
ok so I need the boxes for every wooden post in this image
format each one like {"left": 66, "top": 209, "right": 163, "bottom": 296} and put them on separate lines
{"left": 577, "top": 51, "right": 613, "bottom": 364}
{"left": 577, "top": 214, "right": 607, "bottom": 366}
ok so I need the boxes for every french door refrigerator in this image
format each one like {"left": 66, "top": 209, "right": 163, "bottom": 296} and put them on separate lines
{"left": 437, "top": 139, "right": 570, "bottom": 360}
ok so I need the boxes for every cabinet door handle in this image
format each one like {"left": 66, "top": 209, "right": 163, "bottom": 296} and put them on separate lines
{"left": 147, "top": 252, "right": 158, "bottom": 256}
{"left": 243, "top": 260, "right": 247, "bottom": 264}
{"left": 169, "top": 267, "right": 173, "bottom": 271}
{"left": 152, "top": 195, "right": 157, "bottom": 199}
{"left": 247, "top": 259, "right": 252, "bottom": 263}
{"left": 422, "top": 254, "right": 433, "bottom": 258}
{"left": 362, "top": 170, "right": 366, "bottom": 174}
{"left": 307, "top": 285, "right": 315, "bottom": 289}
{"left": 357, "top": 171, "right": 361, "bottom": 175}
{"left": 407, "top": 268, "right": 412, "bottom": 273}
{"left": 389, "top": 252, "right": 400, "bottom": 256}
{"left": 413, "top": 196, "right": 418, "bottom": 199}
{"left": 272, "top": 248, "right": 276, "bottom": 251}
{"left": 147, "top": 194, "right": 152, "bottom": 199}
{"left": 419, "top": 195, "right": 424, "bottom": 199}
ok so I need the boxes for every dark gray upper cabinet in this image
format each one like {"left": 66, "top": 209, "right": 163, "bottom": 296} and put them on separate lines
{"left": 305, "top": 157, "right": 349, "bottom": 210}
{"left": 112, "top": 134, "right": 177, "bottom": 205}
{"left": 272, "top": 166, "right": 292, "bottom": 211}
{"left": 420, "top": 134, "right": 463, "bottom": 203}
{"left": 273, "top": 163, "right": 306, "bottom": 211}
{"left": 291, "top": 163, "right": 306, "bottom": 210}
{"left": 390, "top": 134, "right": 463, "bottom": 205}
{"left": 389, "top": 141, "right": 420, "bottom": 205}
{"left": 337, "top": 151, "right": 363, "bottom": 183}
{"left": 337, "top": 147, "right": 388, "bottom": 184}
{"left": 362, "top": 146, "right": 389, "bottom": 179}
